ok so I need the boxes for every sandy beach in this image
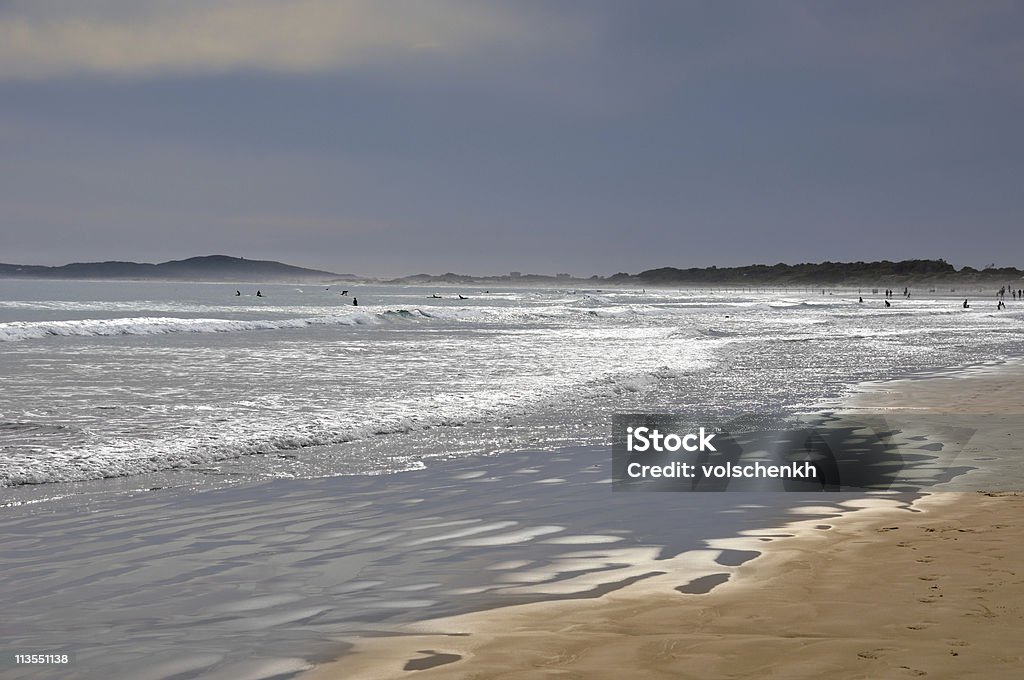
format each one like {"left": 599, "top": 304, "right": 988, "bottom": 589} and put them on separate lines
{"left": 305, "top": 364, "right": 1024, "bottom": 679}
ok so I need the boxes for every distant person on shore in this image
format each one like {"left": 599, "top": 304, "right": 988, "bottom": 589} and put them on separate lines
{"left": 256, "top": 290, "right": 263, "bottom": 297}
{"left": 352, "top": 297, "right": 358, "bottom": 306}
{"left": 963, "top": 299, "right": 970, "bottom": 309}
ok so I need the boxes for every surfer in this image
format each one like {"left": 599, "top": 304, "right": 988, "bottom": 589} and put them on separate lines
{"left": 884, "top": 300, "right": 891, "bottom": 307}
{"left": 431, "top": 294, "right": 441, "bottom": 299}
{"left": 352, "top": 297, "right": 358, "bottom": 306}
{"left": 459, "top": 295, "right": 468, "bottom": 300}
{"left": 256, "top": 290, "right": 263, "bottom": 298}
{"left": 963, "top": 299, "right": 970, "bottom": 309}
{"left": 341, "top": 290, "right": 348, "bottom": 296}
{"left": 858, "top": 297, "right": 863, "bottom": 303}
{"left": 235, "top": 290, "right": 240, "bottom": 296}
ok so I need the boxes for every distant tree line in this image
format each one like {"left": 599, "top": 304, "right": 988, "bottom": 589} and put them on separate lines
{"left": 615, "top": 259, "right": 1022, "bottom": 285}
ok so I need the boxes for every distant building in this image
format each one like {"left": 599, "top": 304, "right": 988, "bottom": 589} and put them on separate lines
{"left": 510, "top": 271, "right": 522, "bottom": 278}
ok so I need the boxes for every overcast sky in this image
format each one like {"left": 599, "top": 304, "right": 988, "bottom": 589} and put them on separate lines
{"left": 2, "top": 1, "right": 1022, "bottom": 277}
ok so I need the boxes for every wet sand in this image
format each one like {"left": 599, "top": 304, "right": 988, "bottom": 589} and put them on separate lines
{"left": 305, "top": 364, "right": 1024, "bottom": 679}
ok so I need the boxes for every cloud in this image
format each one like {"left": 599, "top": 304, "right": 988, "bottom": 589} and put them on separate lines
{"left": 0, "top": 0, "right": 533, "bottom": 79}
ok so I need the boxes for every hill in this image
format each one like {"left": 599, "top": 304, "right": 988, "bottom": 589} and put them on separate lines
{"left": 0, "top": 255, "right": 349, "bottom": 282}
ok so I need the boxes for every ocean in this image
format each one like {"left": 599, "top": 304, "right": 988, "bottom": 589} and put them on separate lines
{"left": 2, "top": 279, "right": 1020, "bottom": 489}
{"left": 1, "top": 279, "right": 1022, "bottom": 679}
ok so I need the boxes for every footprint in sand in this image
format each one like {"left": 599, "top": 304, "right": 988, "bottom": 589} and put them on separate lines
{"left": 857, "top": 648, "right": 892, "bottom": 660}
{"left": 899, "top": 665, "right": 928, "bottom": 676}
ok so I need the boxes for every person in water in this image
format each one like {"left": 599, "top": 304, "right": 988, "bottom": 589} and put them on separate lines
{"left": 256, "top": 290, "right": 263, "bottom": 297}
{"left": 884, "top": 300, "right": 891, "bottom": 307}
{"left": 459, "top": 294, "right": 468, "bottom": 300}
{"left": 235, "top": 290, "right": 240, "bottom": 296}
{"left": 858, "top": 296, "right": 863, "bottom": 303}
{"left": 352, "top": 297, "right": 358, "bottom": 306}
{"left": 963, "top": 299, "right": 970, "bottom": 309}
{"left": 341, "top": 290, "right": 348, "bottom": 296}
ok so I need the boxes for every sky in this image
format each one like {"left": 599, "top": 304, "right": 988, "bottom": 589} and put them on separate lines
{"left": 2, "top": 0, "right": 1023, "bottom": 277}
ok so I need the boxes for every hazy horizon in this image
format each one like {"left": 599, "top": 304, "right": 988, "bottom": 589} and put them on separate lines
{"left": 3, "top": 1, "right": 1023, "bottom": 277}
{"left": 0, "top": 252, "right": 1013, "bottom": 281}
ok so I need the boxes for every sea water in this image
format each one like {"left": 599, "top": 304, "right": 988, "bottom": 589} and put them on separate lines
{"left": 1, "top": 280, "right": 1022, "bottom": 679}
{"left": 2, "top": 280, "right": 1021, "bottom": 488}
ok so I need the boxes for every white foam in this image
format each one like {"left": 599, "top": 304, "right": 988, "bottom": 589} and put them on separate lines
{"left": 0, "top": 311, "right": 431, "bottom": 342}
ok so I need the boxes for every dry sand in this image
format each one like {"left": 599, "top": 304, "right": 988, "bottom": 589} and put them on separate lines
{"left": 305, "top": 363, "right": 1024, "bottom": 679}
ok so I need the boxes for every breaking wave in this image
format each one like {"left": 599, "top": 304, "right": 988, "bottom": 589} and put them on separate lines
{"left": 0, "top": 311, "right": 436, "bottom": 342}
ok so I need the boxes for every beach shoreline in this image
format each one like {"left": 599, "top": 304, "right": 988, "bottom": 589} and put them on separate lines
{"left": 303, "top": 362, "right": 1024, "bottom": 679}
